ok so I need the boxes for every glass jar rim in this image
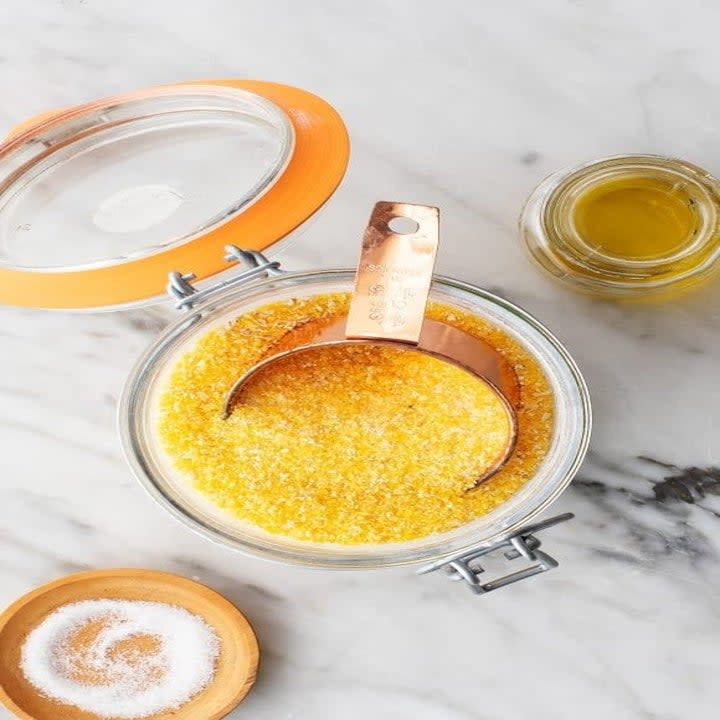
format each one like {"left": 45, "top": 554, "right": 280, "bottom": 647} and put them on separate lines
{"left": 118, "top": 268, "right": 592, "bottom": 569}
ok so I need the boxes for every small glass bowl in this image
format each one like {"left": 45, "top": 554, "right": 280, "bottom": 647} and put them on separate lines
{"left": 520, "top": 155, "right": 720, "bottom": 299}
{"left": 119, "top": 269, "right": 591, "bottom": 569}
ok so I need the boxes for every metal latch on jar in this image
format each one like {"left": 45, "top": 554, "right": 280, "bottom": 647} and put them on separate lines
{"left": 418, "top": 513, "right": 573, "bottom": 595}
{"left": 166, "top": 246, "right": 283, "bottom": 310}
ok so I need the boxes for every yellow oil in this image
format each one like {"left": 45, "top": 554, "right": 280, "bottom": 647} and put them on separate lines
{"left": 573, "top": 176, "right": 697, "bottom": 260}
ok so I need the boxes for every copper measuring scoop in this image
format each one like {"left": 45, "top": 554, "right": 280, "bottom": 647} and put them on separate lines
{"left": 224, "top": 201, "right": 520, "bottom": 485}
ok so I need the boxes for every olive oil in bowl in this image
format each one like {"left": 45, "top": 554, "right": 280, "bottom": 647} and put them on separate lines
{"left": 521, "top": 155, "right": 720, "bottom": 299}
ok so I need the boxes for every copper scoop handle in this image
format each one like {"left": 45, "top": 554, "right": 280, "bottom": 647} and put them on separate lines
{"left": 346, "top": 202, "right": 439, "bottom": 344}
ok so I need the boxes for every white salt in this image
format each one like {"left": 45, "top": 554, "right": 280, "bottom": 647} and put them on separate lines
{"left": 21, "top": 599, "right": 220, "bottom": 719}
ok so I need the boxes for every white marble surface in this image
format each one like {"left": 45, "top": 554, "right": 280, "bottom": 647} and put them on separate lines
{"left": 2, "top": 1, "right": 720, "bottom": 718}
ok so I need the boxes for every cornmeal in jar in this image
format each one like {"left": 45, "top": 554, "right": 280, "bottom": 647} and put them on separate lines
{"left": 157, "top": 294, "right": 554, "bottom": 544}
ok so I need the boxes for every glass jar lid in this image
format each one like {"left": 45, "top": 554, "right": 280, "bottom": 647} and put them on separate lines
{"left": 0, "top": 80, "right": 349, "bottom": 310}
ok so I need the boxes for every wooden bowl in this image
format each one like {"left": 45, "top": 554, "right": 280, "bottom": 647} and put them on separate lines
{"left": 0, "top": 569, "right": 259, "bottom": 720}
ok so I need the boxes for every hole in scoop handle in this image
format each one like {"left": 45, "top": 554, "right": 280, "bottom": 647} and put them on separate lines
{"left": 346, "top": 201, "right": 440, "bottom": 344}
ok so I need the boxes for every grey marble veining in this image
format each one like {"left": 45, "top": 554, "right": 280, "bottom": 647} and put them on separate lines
{"left": 1, "top": 1, "right": 720, "bottom": 718}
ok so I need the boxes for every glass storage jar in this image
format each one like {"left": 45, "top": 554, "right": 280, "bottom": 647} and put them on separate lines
{"left": 118, "top": 256, "right": 591, "bottom": 591}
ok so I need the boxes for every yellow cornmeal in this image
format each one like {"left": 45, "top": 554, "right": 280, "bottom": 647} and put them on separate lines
{"left": 157, "top": 294, "right": 554, "bottom": 544}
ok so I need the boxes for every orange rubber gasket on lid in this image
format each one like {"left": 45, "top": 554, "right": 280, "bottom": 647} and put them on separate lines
{"left": 0, "top": 79, "right": 350, "bottom": 310}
